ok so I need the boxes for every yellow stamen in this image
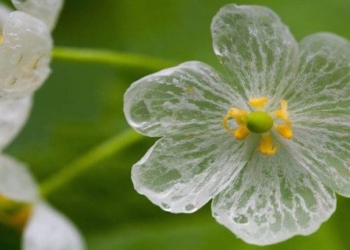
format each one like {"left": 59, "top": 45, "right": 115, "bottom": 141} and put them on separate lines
{"left": 0, "top": 35, "right": 3, "bottom": 45}
{"left": 277, "top": 123, "right": 293, "bottom": 139}
{"left": 233, "top": 126, "right": 250, "bottom": 140}
{"left": 223, "top": 98, "right": 293, "bottom": 156}
{"left": 275, "top": 99, "right": 289, "bottom": 120}
{"left": 0, "top": 195, "right": 32, "bottom": 231}
{"left": 228, "top": 108, "right": 248, "bottom": 124}
{"left": 223, "top": 108, "right": 250, "bottom": 140}
{"left": 249, "top": 97, "right": 268, "bottom": 108}
{"left": 258, "top": 134, "right": 278, "bottom": 155}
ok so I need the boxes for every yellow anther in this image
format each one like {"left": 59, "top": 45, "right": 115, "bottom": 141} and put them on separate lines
{"left": 227, "top": 108, "right": 248, "bottom": 124}
{"left": 0, "top": 35, "right": 3, "bottom": 45}
{"left": 275, "top": 99, "right": 289, "bottom": 120}
{"left": 277, "top": 123, "right": 293, "bottom": 139}
{"left": 233, "top": 126, "right": 250, "bottom": 140}
{"left": 223, "top": 108, "right": 250, "bottom": 140}
{"left": 258, "top": 134, "right": 278, "bottom": 155}
{"left": 249, "top": 97, "right": 268, "bottom": 108}
{"left": 0, "top": 194, "right": 32, "bottom": 231}
{"left": 224, "top": 98, "right": 293, "bottom": 156}
{"left": 223, "top": 108, "right": 247, "bottom": 131}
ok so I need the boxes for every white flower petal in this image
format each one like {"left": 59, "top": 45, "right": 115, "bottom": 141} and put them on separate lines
{"left": 0, "top": 154, "right": 38, "bottom": 202}
{"left": 12, "top": 0, "right": 63, "bottom": 30}
{"left": 211, "top": 4, "right": 299, "bottom": 104}
{"left": 0, "top": 11, "right": 52, "bottom": 97}
{"left": 284, "top": 118, "right": 350, "bottom": 197}
{"left": 0, "top": 95, "right": 32, "bottom": 149}
{"left": 288, "top": 33, "right": 350, "bottom": 115}
{"left": 284, "top": 33, "right": 350, "bottom": 197}
{"left": 124, "top": 61, "right": 247, "bottom": 137}
{"left": 212, "top": 146, "right": 336, "bottom": 245}
{"left": 23, "top": 202, "right": 85, "bottom": 250}
{"left": 132, "top": 132, "right": 258, "bottom": 213}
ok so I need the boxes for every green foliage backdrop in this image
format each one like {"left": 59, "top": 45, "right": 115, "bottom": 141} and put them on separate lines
{"left": 2, "top": 0, "right": 350, "bottom": 249}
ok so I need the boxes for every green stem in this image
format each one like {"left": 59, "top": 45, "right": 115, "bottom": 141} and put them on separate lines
{"left": 52, "top": 47, "right": 176, "bottom": 70}
{"left": 40, "top": 129, "right": 143, "bottom": 197}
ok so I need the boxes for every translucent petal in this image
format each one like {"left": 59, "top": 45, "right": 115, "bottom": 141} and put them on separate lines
{"left": 284, "top": 118, "right": 350, "bottom": 197}
{"left": 0, "top": 11, "right": 52, "bottom": 98}
{"left": 211, "top": 4, "right": 299, "bottom": 104}
{"left": 284, "top": 33, "right": 350, "bottom": 196}
{"left": 12, "top": 0, "right": 63, "bottom": 30}
{"left": 124, "top": 61, "right": 248, "bottom": 137}
{"left": 212, "top": 146, "right": 336, "bottom": 245}
{"left": 0, "top": 95, "right": 32, "bottom": 149}
{"left": 287, "top": 33, "right": 350, "bottom": 115}
{"left": 23, "top": 202, "right": 85, "bottom": 250}
{"left": 132, "top": 132, "right": 258, "bottom": 213}
{"left": 0, "top": 154, "right": 38, "bottom": 202}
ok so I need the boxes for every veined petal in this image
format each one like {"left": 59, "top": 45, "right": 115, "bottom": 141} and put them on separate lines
{"left": 0, "top": 11, "right": 52, "bottom": 98}
{"left": 284, "top": 118, "right": 350, "bottom": 197}
{"left": 211, "top": 4, "right": 299, "bottom": 104}
{"left": 284, "top": 33, "right": 350, "bottom": 196}
{"left": 12, "top": 0, "right": 63, "bottom": 30}
{"left": 0, "top": 155, "right": 38, "bottom": 202}
{"left": 23, "top": 202, "right": 85, "bottom": 250}
{"left": 212, "top": 147, "right": 336, "bottom": 245}
{"left": 288, "top": 33, "right": 350, "bottom": 115}
{"left": 132, "top": 132, "right": 258, "bottom": 213}
{"left": 0, "top": 95, "right": 32, "bottom": 149}
{"left": 124, "top": 61, "right": 248, "bottom": 137}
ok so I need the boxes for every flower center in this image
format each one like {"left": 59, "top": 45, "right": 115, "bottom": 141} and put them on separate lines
{"left": 222, "top": 97, "right": 293, "bottom": 155}
{"left": 246, "top": 111, "right": 273, "bottom": 133}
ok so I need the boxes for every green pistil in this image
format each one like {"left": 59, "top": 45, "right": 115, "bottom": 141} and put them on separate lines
{"left": 246, "top": 111, "right": 273, "bottom": 133}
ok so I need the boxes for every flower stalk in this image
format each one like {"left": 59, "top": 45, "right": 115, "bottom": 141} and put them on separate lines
{"left": 40, "top": 129, "right": 143, "bottom": 197}
{"left": 52, "top": 47, "right": 176, "bottom": 71}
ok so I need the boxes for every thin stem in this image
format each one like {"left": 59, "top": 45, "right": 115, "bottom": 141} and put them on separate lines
{"left": 52, "top": 47, "right": 176, "bottom": 71}
{"left": 40, "top": 129, "right": 143, "bottom": 197}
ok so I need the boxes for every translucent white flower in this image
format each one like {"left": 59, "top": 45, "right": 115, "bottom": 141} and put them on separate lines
{"left": 124, "top": 4, "right": 350, "bottom": 245}
{"left": 0, "top": 154, "right": 85, "bottom": 250}
{"left": 11, "top": 0, "right": 63, "bottom": 30}
{"left": 0, "top": 0, "right": 62, "bottom": 148}
{"left": 0, "top": 0, "right": 62, "bottom": 98}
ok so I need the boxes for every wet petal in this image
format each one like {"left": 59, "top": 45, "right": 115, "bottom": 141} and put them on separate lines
{"left": 132, "top": 131, "right": 257, "bottom": 213}
{"left": 23, "top": 202, "right": 85, "bottom": 250}
{"left": 212, "top": 147, "right": 336, "bottom": 245}
{"left": 0, "top": 11, "right": 52, "bottom": 98}
{"left": 12, "top": 0, "right": 63, "bottom": 30}
{"left": 288, "top": 33, "right": 350, "bottom": 115}
{"left": 211, "top": 4, "right": 299, "bottom": 104}
{"left": 0, "top": 154, "right": 38, "bottom": 202}
{"left": 124, "top": 61, "right": 247, "bottom": 137}
{"left": 284, "top": 117, "right": 350, "bottom": 197}
{"left": 0, "top": 95, "right": 32, "bottom": 149}
{"left": 285, "top": 33, "right": 350, "bottom": 196}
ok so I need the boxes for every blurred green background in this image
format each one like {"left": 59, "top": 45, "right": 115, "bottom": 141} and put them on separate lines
{"left": 1, "top": 0, "right": 350, "bottom": 249}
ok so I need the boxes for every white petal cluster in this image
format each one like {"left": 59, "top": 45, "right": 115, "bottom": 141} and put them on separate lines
{"left": 0, "top": 155, "right": 85, "bottom": 250}
{"left": 124, "top": 4, "right": 350, "bottom": 245}
{"left": 0, "top": 1, "right": 85, "bottom": 249}
{"left": 0, "top": 0, "right": 63, "bottom": 148}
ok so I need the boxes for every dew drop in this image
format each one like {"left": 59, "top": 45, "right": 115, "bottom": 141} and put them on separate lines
{"left": 185, "top": 204, "right": 196, "bottom": 212}
{"left": 233, "top": 214, "right": 248, "bottom": 224}
{"left": 161, "top": 202, "right": 170, "bottom": 210}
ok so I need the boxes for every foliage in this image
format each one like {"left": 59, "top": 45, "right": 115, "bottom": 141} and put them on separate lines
{"left": 2, "top": 0, "right": 350, "bottom": 249}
